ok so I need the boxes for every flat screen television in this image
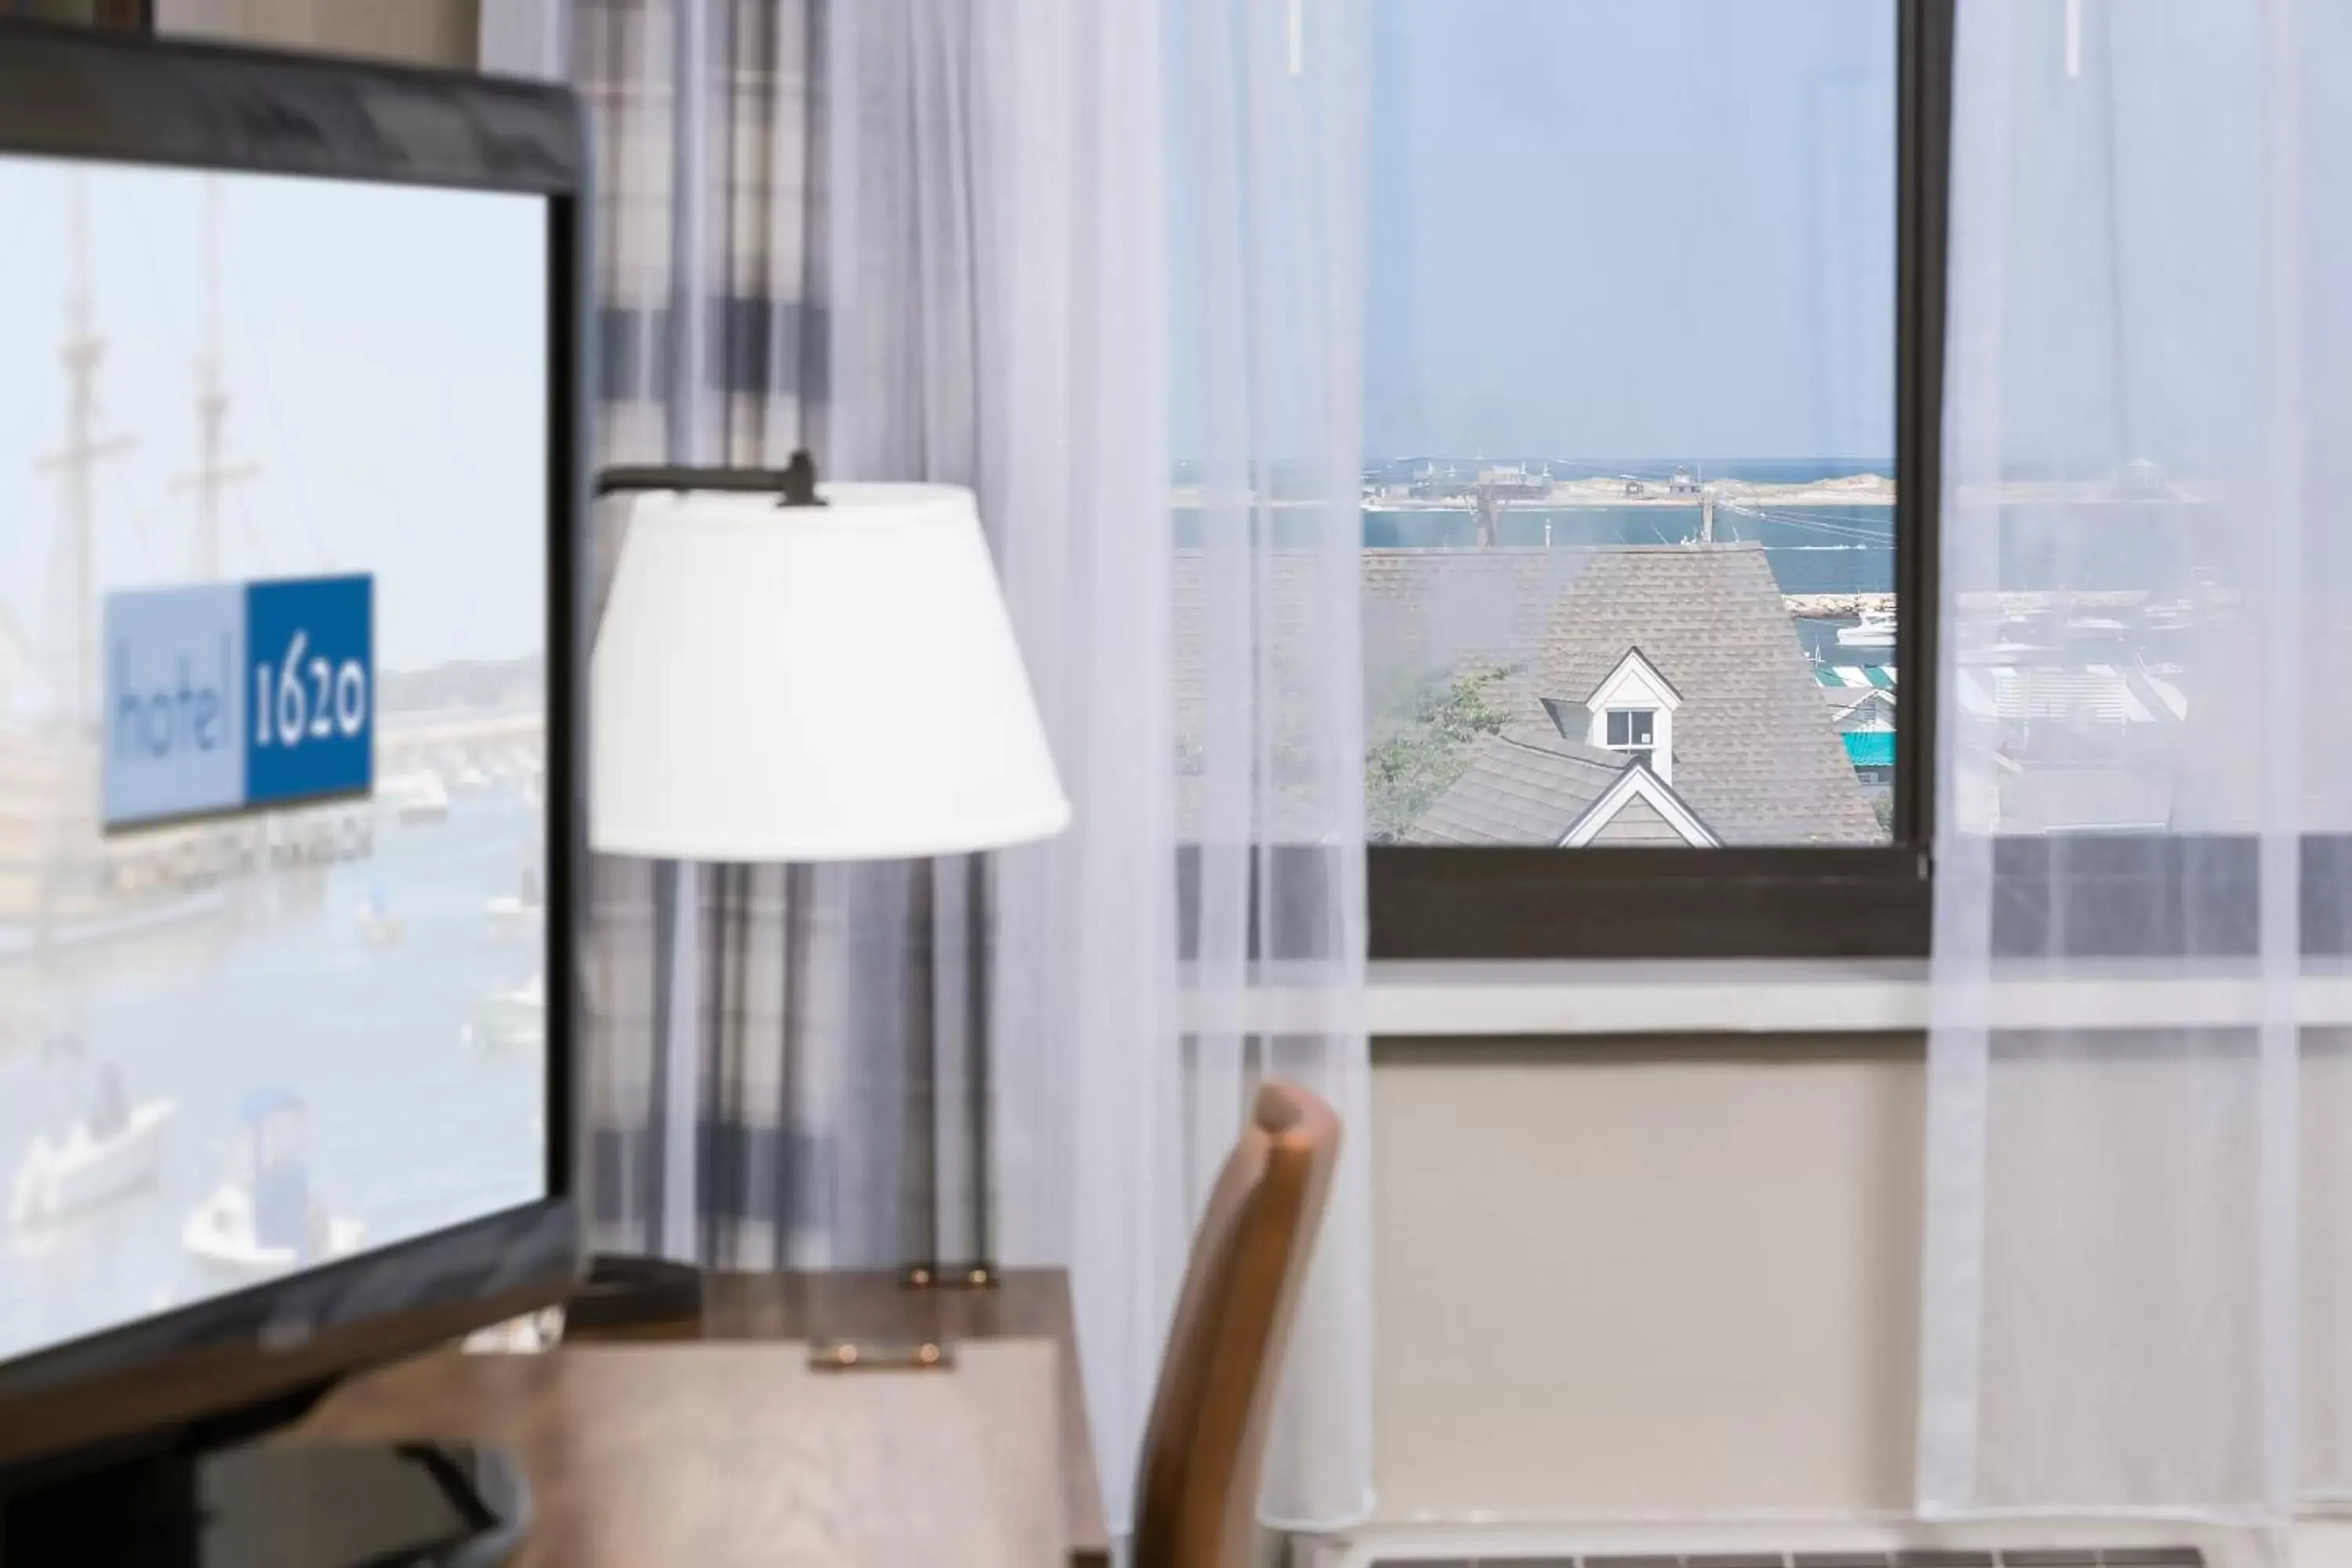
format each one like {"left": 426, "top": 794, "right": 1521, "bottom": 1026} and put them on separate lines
{"left": 0, "top": 20, "right": 583, "bottom": 1534}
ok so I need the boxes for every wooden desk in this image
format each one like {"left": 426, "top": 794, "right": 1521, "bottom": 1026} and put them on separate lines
{"left": 299, "top": 1269, "right": 1112, "bottom": 1567}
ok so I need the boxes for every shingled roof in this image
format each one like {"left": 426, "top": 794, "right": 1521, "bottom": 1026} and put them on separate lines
{"left": 1397, "top": 723, "right": 1721, "bottom": 846}
{"left": 1174, "top": 548, "right": 1583, "bottom": 748}
{"left": 1525, "top": 544, "right": 1880, "bottom": 844}
{"left": 1398, "top": 724, "right": 1626, "bottom": 845}
{"left": 1171, "top": 544, "right": 1880, "bottom": 844}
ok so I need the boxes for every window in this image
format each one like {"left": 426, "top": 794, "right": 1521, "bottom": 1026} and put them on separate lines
{"left": 1369, "top": 0, "right": 1949, "bottom": 956}
{"left": 1605, "top": 710, "right": 1653, "bottom": 756}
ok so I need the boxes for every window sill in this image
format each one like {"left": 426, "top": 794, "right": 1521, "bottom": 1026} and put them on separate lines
{"left": 1363, "top": 957, "right": 1929, "bottom": 1036}
{"left": 1185, "top": 958, "right": 2352, "bottom": 1039}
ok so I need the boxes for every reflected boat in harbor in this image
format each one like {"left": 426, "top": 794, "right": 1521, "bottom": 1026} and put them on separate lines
{"left": 355, "top": 881, "right": 404, "bottom": 949}
{"left": 9, "top": 1046, "right": 174, "bottom": 1228}
{"left": 9, "top": 1102, "right": 174, "bottom": 1229}
{"left": 484, "top": 865, "right": 541, "bottom": 938}
{"left": 182, "top": 1087, "right": 363, "bottom": 1279}
{"left": 380, "top": 771, "right": 449, "bottom": 826}
{"left": 461, "top": 973, "right": 543, "bottom": 1056}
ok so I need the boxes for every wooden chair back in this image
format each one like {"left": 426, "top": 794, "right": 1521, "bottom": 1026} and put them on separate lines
{"left": 1131, "top": 1080, "right": 1342, "bottom": 1568}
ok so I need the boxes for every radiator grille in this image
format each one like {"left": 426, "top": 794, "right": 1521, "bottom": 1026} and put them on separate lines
{"left": 1381, "top": 1548, "right": 2205, "bottom": 1568}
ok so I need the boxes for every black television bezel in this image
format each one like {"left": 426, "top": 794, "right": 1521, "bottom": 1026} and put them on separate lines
{"left": 0, "top": 22, "right": 586, "bottom": 1469}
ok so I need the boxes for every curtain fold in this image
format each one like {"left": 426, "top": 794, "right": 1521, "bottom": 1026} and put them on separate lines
{"left": 1167, "top": 0, "right": 1375, "bottom": 1530}
{"left": 1920, "top": 0, "right": 2352, "bottom": 1523}
{"left": 830, "top": 0, "right": 1375, "bottom": 1537}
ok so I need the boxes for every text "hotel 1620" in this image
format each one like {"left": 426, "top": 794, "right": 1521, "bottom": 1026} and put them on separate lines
{"left": 103, "top": 574, "right": 375, "bottom": 829}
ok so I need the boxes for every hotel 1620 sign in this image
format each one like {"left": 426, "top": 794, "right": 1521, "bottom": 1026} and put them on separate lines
{"left": 102, "top": 574, "right": 375, "bottom": 829}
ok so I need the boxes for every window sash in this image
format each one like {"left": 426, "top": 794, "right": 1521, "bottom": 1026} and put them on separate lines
{"left": 1606, "top": 710, "right": 1654, "bottom": 750}
{"left": 1367, "top": 0, "right": 1951, "bottom": 960}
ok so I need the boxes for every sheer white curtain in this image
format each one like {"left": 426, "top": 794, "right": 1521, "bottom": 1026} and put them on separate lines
{"left": 1163, "top": 0, "right": 1374, "bottom": 1532}
{"left": 829, "top": 0, "right": 1375, "bottom": 1538}
{"left": 1920, "top": 0, "right": 2352, "bottom": 1523}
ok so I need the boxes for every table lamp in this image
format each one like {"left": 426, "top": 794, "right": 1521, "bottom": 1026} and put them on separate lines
{"left": 575, "top": 458, "right": 1069, "bottom": 1326}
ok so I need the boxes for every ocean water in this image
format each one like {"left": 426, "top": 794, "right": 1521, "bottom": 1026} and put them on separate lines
{"left": 1169, "top": 457, "right": 1900, "bottom": 594}
{"left": 1172, "top": 501, "right": 1898, "bottom": 596}
{"left": 1191, "top": 456, "right": 1896, "bottom": 489}
{"left": 0, "top": 787, "right": 545, "bottom": 1363}
{"left": 1362, "top": 505, "right": 1895, "bottom": 595}
{"left": 1178, "top": 464, "right": 2229, "bottom": 606}
{"left": 1359, "top": 457, "right": 1892, "bottom": 486}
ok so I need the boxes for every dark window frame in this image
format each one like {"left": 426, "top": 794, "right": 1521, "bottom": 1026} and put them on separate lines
{"left": 1369, "top": 0, "right": 1954, "bottom": 960}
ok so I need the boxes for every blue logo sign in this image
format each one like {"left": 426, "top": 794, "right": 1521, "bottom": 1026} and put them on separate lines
{"left": 103, "top": 574, "right": 373, "bottom": 829}
{"left": 245, "top": 576, "right": 372, "bottom": 808}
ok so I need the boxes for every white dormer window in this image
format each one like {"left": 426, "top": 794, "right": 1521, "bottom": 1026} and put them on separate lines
{"left": 1583, "top": 647, "right": 1682, "bottom": 785}
{"left": 1605, "top": 707, "right": 1656, "bottom": 770}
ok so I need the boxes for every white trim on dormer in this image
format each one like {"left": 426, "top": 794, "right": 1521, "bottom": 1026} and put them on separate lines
{"left": 1557, "top": 761, "right": 1719, "bottom": 848}
{"left": 1583, "top": 646, "right": 1683, "bottom": 784}
{"left": 1584, "top": 646, "right": 1682, "bottom": 713}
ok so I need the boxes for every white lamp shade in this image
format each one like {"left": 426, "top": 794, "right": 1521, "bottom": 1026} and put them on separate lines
{"left": 591, "top": 482, "right": 1070, "bottom": 861}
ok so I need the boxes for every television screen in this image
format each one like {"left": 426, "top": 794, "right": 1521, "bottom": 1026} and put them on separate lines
{"left": 0, "top": 154, "right": 550, "bottom": 1365}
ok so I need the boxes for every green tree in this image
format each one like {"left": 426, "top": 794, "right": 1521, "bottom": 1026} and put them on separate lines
{"left": 1364, "top": 663, "right": 1518, "bottom": 840}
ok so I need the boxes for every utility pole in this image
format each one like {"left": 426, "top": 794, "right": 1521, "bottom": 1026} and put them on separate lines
{"left": 176, "top": 177, "right": 257, "bottom": 580}
{"left": 38, "top": 176, "right": 134, "bottom": 732}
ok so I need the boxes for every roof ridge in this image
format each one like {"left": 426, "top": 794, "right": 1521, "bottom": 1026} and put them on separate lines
{"left": 1495, "top": 727, "right": 1629, "bottom": 768}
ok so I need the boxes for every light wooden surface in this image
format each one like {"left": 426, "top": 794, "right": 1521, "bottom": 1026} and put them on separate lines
{"left": 302, "top": 1339, "right": 1073, "bottom": 1567}
{"left": 650, "top": 1269, "right": 1112, "bottom": 1565}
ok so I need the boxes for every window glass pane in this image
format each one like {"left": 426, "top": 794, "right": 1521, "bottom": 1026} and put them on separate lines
{"left": 1363, "top": 0, "right": 1897, "bottom": 847}
{"left": 1938, "top": 4, "right": 2293, "bottom": 847}
{"left": 1606, "top": 710, "right": 1656, "bottom": 749}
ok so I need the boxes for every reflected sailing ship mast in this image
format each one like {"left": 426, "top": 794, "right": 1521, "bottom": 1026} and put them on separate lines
{"left": 176, "top": 178, "right": 256, "bottom": 583}
{"left": 5, "top": 175, "right": 137, "bottom": 1014}
{"left": 4, "top": 175, "right": 236, "bottom": 998}
{"left": 38, "top": 176, "right": 133, "bottom": 732}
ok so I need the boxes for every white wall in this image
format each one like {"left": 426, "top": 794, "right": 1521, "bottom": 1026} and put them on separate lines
{"left": 1370, "top": 1036, "right": 1926, "bottom": 1522}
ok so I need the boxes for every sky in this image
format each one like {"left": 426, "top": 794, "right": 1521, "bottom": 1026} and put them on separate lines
{"left": 0, "top": 157, "right": 547, "bottom": 699}
{"left": 1366, "top": 0, "right": 1897, "bottom": 463}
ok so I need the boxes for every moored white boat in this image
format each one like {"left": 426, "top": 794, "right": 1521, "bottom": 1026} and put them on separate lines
{"left": 381, "top": 771, "right": 450, "bottom": 825}
{"left": 182, "top": 1181, "right": 365, "bottom": 1279}
{"left": 356, "top": 906, "right": 405, "bottom": 949}
{"left": 8, "top": 1100, "right": 175, "bottom": 1228}
{"left": 482, "top": 895, "right": 539, "bottom": 939}
{"left": 356, "top": 881, "right": 405, "bottom": 948}
{"left": 181, "top": 1088, "right": 362, "bottom": 1278}
{"left": 462, "top": 974, "right": 545, "bottom": 1054}
{"left": 1836, "top": 606, "right": 1896, "bottom": 650}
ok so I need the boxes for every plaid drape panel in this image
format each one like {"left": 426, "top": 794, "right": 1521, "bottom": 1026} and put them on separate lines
{"left": 568, "top": 0, "right": 987, "bottom": 1270}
